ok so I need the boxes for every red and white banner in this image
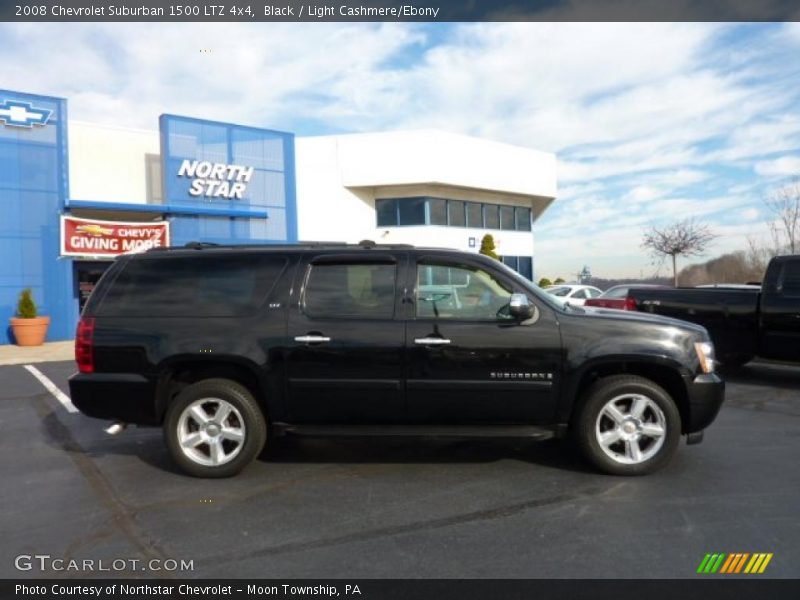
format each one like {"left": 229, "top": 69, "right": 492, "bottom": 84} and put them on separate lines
{"left": 60, "top": 216, "right": 170, "bottom": 257}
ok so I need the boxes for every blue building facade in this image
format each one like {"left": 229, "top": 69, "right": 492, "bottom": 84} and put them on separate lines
{"left": 0, "top": 89, "right": 298, "bottom": 345}
{"left": 159, "top": 114, "right": 297, "bottom": 246}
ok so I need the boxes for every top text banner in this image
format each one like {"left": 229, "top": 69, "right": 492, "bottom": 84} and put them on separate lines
{"left": 3, "top": 0, "right": 800, "bottom": 22}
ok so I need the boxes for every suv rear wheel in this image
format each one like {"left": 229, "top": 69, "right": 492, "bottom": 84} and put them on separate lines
{"left": 164, "top": 378, "right": 267, "bottom": 478}
{"left": 575, "top": 375, "right": 681, "bottom": 476}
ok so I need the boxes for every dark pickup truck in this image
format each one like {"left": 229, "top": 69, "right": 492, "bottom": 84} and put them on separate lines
{"left": 70, "top": 242, "right": 724, "bottom": 478}
{"left": 628, "top": 255, "right": 800, "bottom": 367}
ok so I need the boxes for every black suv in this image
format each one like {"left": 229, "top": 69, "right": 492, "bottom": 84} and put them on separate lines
{"left": 70, "top": 242, "right": 724, "bottom": 477}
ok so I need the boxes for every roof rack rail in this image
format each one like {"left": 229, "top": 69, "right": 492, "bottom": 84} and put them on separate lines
{"left": 358, "top": 239, "right": 415, "bottom": 249}
{"left": 145, "top": 240, "right": 418, "bottom": 253}
{"left": 296, "top": 241, "right": 349, "bottom": 246}
{"left": 184, "top": 241, "right": 220, "bottom": 250}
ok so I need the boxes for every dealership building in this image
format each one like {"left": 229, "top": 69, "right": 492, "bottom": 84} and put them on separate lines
{"left": 0, "top": 88, "right": 557, "bottom": 344}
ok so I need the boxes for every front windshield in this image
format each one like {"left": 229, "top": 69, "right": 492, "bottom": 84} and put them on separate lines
{"left": 601, "top": 286, "right": 628, "bottom": 299}
{"left": 545, "top": 286, "right": 571, "bottom": 297}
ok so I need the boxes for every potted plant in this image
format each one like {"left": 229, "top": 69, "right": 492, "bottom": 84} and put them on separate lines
{"left": 10, "top": 288, "right": 50, "bottom": 346}
{"left": 479, "top": 233, "right": 500, "bottom": 260}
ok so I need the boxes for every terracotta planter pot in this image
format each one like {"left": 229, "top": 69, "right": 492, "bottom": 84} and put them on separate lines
{"left": 10, "top": 316, "right": 50, "bottom": 346}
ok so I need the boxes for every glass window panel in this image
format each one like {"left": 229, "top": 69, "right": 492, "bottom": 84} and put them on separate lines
{"left": 483, "top": 204, "right": 500, "bottom": 229}
{"left": 603, "top": 286, "right": 628, "bottom": 299}
{"left": 518, "top": 257, "right": 533, "bottom": 280}
{"left": 398, "top": 198, "right": 426, "bottom": 225}
{"left": 428, "top": 198, "right": 448, "bottom": 226}
{"left": 416, "top": 262, "right": 513, "bottom": 321}
{"left": 781, "top": 262, "right": 800, "bottom": 295}
{"left": 516, "top": 207, "right": 532, "bottom": 231}
{"left": 99, "top": 256, "right": 285, "bottom": 317}
{"left": 305, "top": 263, "right": 396, "bottom": 319}
{"left": 500, "top": 206, "right": 515, "bottom": 230}
{"left": 432, "top": 265, "right": 451, "bottom": 285}
{"left": 448, "top": 200, "right": 466, "bottom": 227}
{"left": 466, "top": 202, "right": 483, "bottom": 228}
{"left": 548, "top": 287, "right": 571, "bottom": 296}
{"left": 376, "top": 199, "right": 398, "bottom": 227}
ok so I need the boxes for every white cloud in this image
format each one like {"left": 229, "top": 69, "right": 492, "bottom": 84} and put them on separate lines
{"left": 754, "top": 155, "right": 800, "bottom": 178}
{"left": 2, "top": 22, "right": 798, "bottom": 278}
{"left": 739, "top": 207, "right": 760, "bottom": 221}
{"left": 555, "top": 180, "right": 606, "bottom": 200}
{"left": 703, "top": 116, "right": 800, "bottom": 163}
{"left": 622, "top": 186, "right": 664, "bottom": 204}
{"left": 0, "top": 23, "right": 425, "bottom": 130}
{"left": 783, "top": 23, "right": 800, "bottom": 44}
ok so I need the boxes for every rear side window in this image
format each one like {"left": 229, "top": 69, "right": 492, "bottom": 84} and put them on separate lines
{"left": 780, "top": 261, "right": 800, "bottom": 296}
{"left": 304, "top": 262, "right": 396, "bottom": 319}
{"left": 98, "top": 255, "right": 286, "bottom": 317}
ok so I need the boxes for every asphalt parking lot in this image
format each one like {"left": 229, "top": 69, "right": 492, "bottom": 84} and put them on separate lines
{"left": 1, "top": 360, "right": 799, "bottom": 579}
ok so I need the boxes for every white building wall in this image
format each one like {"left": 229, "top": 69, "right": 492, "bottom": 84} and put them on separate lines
{"left": 295, "top": 136, "right": 378, "bottom": 242}
{"left": 336, "top": 130, "right": 557, "bottom": 199}
{"left": 67, "top": 124, "right": 555, "bottom": 268}
{"left": 68, "top": 121, "right": 160, "bottom": 205}
{"left": 376, "top": 226, "right": 534, "bottom": 256}
{"left": 295, "top": 131, "right": 556, "bottom": 262}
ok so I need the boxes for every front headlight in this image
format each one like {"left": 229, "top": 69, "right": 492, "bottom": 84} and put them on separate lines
{"left": 694, "top": 341, "right": 716, "bottom": 373}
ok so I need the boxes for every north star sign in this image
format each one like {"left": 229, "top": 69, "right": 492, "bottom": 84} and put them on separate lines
{"left": 178, "top": 159, "right": 254, "bottom": 199}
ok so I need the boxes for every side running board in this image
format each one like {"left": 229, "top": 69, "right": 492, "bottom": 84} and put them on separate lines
{"left": 272, "top": 423, "right": 556, "bottom": 440}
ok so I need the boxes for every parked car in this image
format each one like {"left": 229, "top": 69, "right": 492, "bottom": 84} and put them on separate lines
{"left": 70, "top": 242, "right": 724, "bottom": 478}
{"left": 544, "top": 284, "right": 604, "bottom": 306}
{"left": 585, "top": 284, "right": 668, "bottom": 310}
{"left": 627, "top": 255, "right": 800, "bottom": 367}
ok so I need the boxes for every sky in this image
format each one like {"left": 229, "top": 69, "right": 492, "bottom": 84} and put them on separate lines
{"left": 1, "top": 22, "right": 799, "bottom": 278}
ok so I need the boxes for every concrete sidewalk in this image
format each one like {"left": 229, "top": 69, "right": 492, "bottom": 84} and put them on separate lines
{"left": 0, "top": 340, "right": 74, "bottom": 366}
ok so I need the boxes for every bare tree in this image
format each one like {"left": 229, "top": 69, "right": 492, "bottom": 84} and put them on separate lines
{"left": 764, "top": 178, "right": 800, "bottom": 254}
{"left": 745, "top": 235, "right": 770, "bottom": 278}
{"left": 642, "top": 218, "right": 716, "bottom": 286}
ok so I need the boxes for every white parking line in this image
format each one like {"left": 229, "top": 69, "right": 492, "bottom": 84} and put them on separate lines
{"left": 23, "top": 364, "right": 78, "bottom": 413}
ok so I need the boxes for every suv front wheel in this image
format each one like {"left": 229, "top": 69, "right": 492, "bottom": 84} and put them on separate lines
{"left": 164, "top": 378, "right": 267, "bottom": 478}
{"left": 575, "top": 375, "right": 681, "bottom": 476}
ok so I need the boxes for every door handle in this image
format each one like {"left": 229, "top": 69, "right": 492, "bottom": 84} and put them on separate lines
{"left": 294, "top": 335, "right": 331, "bottom": 343}
{"left": 414, "top": 337, "right": 451, "bottom": 345}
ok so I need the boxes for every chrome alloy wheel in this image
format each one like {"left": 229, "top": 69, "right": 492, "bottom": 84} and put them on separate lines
{"left": 177, "top": 398, "right": 246, "bottom": 467}
{"left": 595, "top": 394, "right": 667, "bottom": 465}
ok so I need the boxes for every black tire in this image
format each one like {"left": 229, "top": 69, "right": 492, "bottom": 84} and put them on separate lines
{"left": 164, "top": 378, "right": 267, "bottom": 478}
{"left": 574, "top": 375, "right": 681, "bottom": 476}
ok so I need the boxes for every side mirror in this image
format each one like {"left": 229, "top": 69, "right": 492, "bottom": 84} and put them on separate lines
{"left": 509, "top": 293, "right": 534, "bottom": 320}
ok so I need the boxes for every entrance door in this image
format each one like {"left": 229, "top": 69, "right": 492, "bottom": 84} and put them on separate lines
{"left": 73, "top": 261, "right": 112, "bottom": 313}
{"left": 405, "top": 257, "right": 562, "bottom": 424}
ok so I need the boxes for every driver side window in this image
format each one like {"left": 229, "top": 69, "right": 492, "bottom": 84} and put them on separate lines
{"left": 415, "top": 262, "right": 513, "bottom": 320}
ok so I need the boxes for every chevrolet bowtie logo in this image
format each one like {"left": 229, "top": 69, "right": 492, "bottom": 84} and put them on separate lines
{"left": 0, "top": 99, "right": 52, "bottom": 128}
